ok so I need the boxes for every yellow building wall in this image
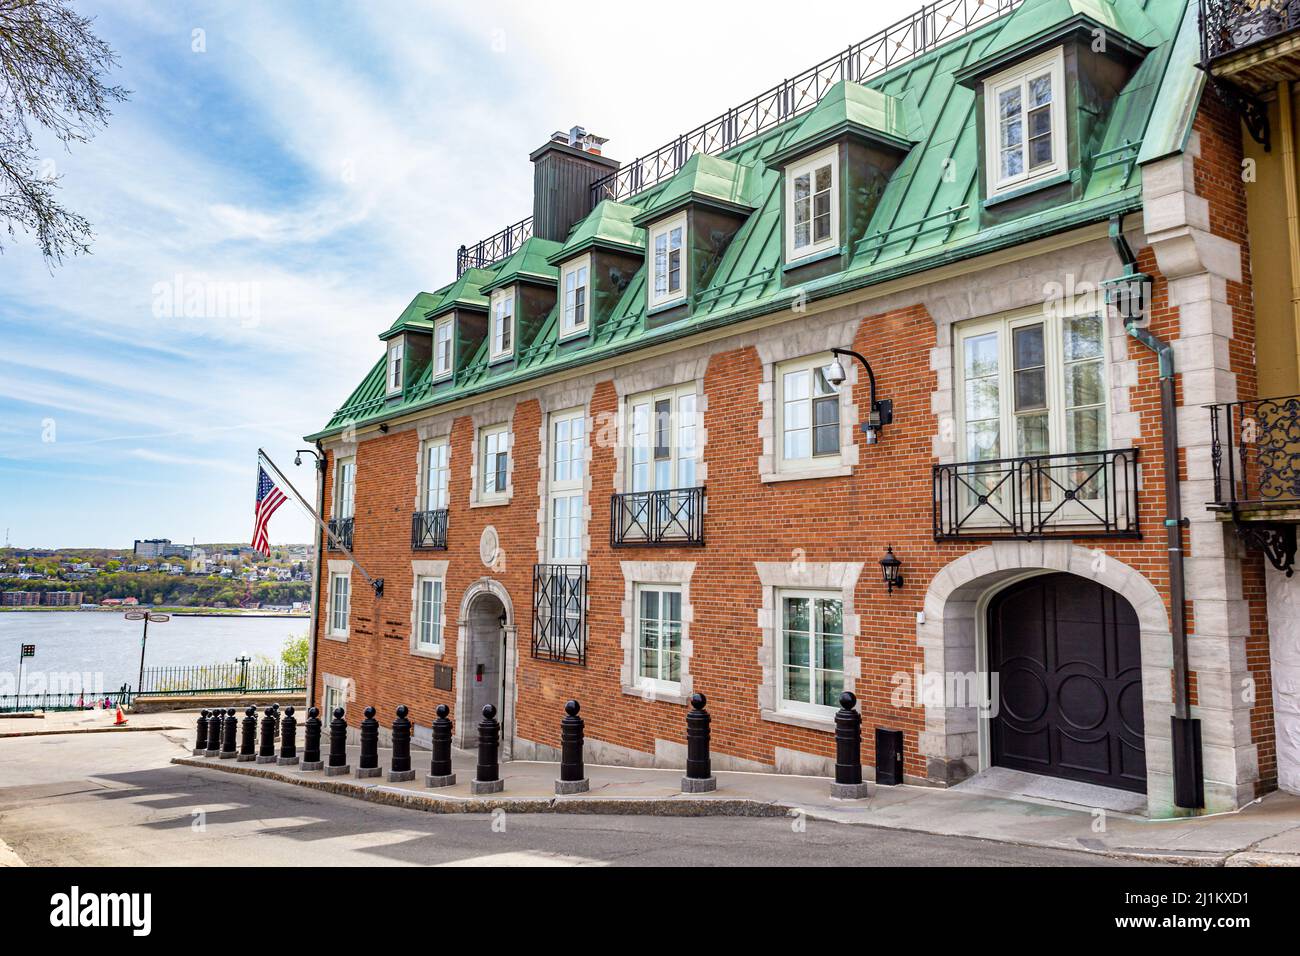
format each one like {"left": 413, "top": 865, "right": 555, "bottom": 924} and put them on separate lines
{"left": 1244, "top": 89, "right": 1300, "bottom": 397}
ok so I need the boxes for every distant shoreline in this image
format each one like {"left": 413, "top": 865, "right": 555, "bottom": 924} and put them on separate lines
{"left": 0, "top": 607, "right": 309, "bottom": 619}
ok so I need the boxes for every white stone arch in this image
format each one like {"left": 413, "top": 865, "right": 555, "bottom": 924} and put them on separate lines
{"left": 917, "top": 541, "right": 1176, "bottom": 817}
{"left": 454, "top": 576, "right": 519, "bottom": 756}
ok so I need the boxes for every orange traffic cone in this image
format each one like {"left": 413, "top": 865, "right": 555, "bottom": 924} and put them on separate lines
{"left": 114, "top": 706, "right": 127, "bottom": 726}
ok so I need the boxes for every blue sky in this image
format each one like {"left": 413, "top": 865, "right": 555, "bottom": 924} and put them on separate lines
{"left": 0, "top": 0, "right": 900, "bottom": 549}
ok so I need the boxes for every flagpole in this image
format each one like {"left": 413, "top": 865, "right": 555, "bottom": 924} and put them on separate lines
{"left": 257, "top": 448, "right": 384, "bottom": 598}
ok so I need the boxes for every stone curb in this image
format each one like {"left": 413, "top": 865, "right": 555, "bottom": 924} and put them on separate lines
{"left": 0, "top": 837, "right": 25, "bottom": 867}
{"left": 1, "top": 725, "right": 185, "bottom": 739}
{"left": 171, "top": 756, "right": 790, "bottom": 818}
{"left": 1224, "top": 851, "right": 1300, "bottom": 867}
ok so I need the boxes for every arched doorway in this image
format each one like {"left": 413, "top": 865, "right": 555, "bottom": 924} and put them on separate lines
{"left": 462, "top": 591, "right": 507, "bottom": 747}
{"left": 987, "top": 572, "right": 1146, "bottom": 793}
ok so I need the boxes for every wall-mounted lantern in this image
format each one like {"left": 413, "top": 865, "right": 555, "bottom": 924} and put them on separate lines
{"left": 880, "top": 546, "right": 904, "bottom": 593}
{"left": 826, "top": 347, "right": 893, "bottom": 444}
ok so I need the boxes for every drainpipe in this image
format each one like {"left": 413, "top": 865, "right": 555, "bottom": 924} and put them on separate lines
{"left": 1278, "top": 82, "right": 1300, "bottom": 390}
{"left": 305, "top": 441, "right": 326, "bottom": 711}
{"left": 1109, "top": 214, "right": 1204, "bottom": 810}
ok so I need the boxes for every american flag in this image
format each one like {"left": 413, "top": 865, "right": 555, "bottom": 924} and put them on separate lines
{"left": 252, "top": 464, "right": 286, "bottom": 555}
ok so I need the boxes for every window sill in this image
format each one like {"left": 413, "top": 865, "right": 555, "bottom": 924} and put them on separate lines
{"left": 761, "top": 463, "right": 851, "bottom": 484}
{"left": 432, "top": 371, "right": 452, "bottom": 383}
{"left": 557, "top": 326, "right": 589, "bottom": 344}
{"left": 326, "top": 631, "right": 349, "bottom": 643}
{"left": 488, "top": 352, "right": 513, "bottom": 367}
{"left": 782, "top": 245, "right": 841, "bottom": 271}
{"left": 410, "top": 644, "right": 445, "bottom": 660}
{"left": 621, "top": 683, "right": 688, "bottom": 706}
{"left": 647, "top": 297, "right": 687, "bottom": 317}
{"left": 982, "top": 170, "right": 1071, "bottom": 208}
{"left": 470, "top": 497, "right": 512, "bottom": 509}
{"left": 760, "top": 707, "right": 835, "bottom": 733}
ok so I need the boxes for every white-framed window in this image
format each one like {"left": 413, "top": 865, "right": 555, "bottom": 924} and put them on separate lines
{"left": 323, "top": 681, "right": 347, "bottom": 718}
{"left": 333, "top": 457, "right": 356, "bottom": 519}
{"left": 777, "top": 589, "right": 844, "bottom": 716}
{"left": 560, "top": 256, "right": 590, "bottom": 336}
{"left": 479, "top": 424, "right": 509, "bottom": 500}
{"left": 329, "top": 572, "right": 351, "bottom": 637}
{"left": 434, "top": 318, "right": 453, "bottom": 379}
{"left": 548, "top": 408, "right": 586, "bottom": 561}
{"left": 386, "top": 340, "right": 404, "bottom": 394}
{"left": 648, "top": 214, "right": 687, "bottom": 309}
{"left": 490, "top": 288, "right": 514, "bottom": 360}
{"left": 954, "top": 307, "right": 1110, "bottom": 521}
{"left": 634, "top": 583, "right": 682, "bottom": 692}
{"left": 415, "top": 576, "right": 444, "bottom": 650}
{"left": 984, "top": 47, "right": 1066, "bottom": 196}
{"left": 785, "top": 146, "right": 838, "bottom": 262}
{"left": 776, "top": 354, "right": 841, "bottom": 472}
{"left": 423, "top": 437, "right": 449, "bottom": 511}
{"left": 626, "top": 384, "right": 698, "bottom": 493}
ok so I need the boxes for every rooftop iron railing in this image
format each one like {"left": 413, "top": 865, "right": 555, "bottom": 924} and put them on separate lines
{"left": 590, "top": 0, "right": 1020, "bottom": 203}
{"left": 455, "top": 216, "right": 533, "bottom": 277}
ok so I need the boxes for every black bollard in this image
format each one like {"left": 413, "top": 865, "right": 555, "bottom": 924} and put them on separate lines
{"left": 426, "top": 704, "right": 456, "bottom": 788}
{"left": 830, "top": 691, "right": 870, "bottom": 799}
{"left": 388, "top": 705, "right": 415, "bottom": 782}
{"left": 271, "top": 703, "right": 281, "bottom": 741}
{"left": 238, "top": 705, "right": 257, "bottom": 761}
{"left": 357, "top": 706, "right": 380, "bottom": 778}
{"left": 257, "top": 705, "right": 277, "bottom": 763}
{"left": 205, "top": 708, "right": 223, "bottom": 756}
{"left": 471, "top": 703, "right": 503, "bottom": 795}
{"left": 219, "top": 707, "right": 238, "bottom": 758}
{"left": 325, "top": 706, "right": 350, "bottom": 776}
{"left": 193, "top": 709, "right": 210, "bottom": 755}
{"left": 277, "top": 705, "right": 299, "bottom": 766}
{"left": 681, "top": 692, "right": 716, "bottom": 793}
{"left": 556, "top": 699, "right": 589, "bottom": 794}
{"left": 301, "top": 707, "right": 323, "bottom": 771}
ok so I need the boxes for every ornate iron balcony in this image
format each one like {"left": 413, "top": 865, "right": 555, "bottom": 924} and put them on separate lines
{"left": 326, "top": 516, "right": 354, "bottom": 551}
{"left": 933, "top": 448, "right": 1140, "bottom": 541}
{"left": 611, "top": 487, "right": 706, "bottom": 547}
{"left": 532, "top": 564, "right": 587, "bottom": 665}
{"left": 1200, "top": 0, "right": 1300, "bottom": 63}
{"left": 1208, "top": 395, "right": 1300, "bottom": 573}
{"left": 410, "top": 509, "right": 449, "bottom": 550}
{"left": 455, "top": 216, "right": 533, "bottom": 278}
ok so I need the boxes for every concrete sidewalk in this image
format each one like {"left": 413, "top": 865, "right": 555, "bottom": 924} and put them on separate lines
{"left": 172, "top": 738, "right": 1300, "bottom": 866}
{"left": 0, "top": 709, "right": 185, "bottom": 738}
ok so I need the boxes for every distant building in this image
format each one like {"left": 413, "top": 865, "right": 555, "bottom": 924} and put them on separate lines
{"left": 42, "top": 591, "right": 83, "bottom": 607}
{"left": 2, "top": 591, "right": 39, "bottom": 606}
{"left": 133, "top": 538, "right": 190, "bottom": 559}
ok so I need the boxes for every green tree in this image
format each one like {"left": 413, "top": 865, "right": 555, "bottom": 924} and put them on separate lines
{"left": 280, "top": 634, "right": 309, "bottom": 670}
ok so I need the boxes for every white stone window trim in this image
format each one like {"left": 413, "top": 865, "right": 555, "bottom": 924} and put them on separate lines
{"left": 433, "top": 317, "right": 454, "bottom": 380}
{"left": 534, "top": 381, "right": 595, "bottom": 564}
{"left": 321, "top": 672, "right": 354, "bottom": 717}
{"left": 983, "top": 46, "right": 1066, "bottom": 197}
{"left": 560, "top": 255, "right": 591, "bottom": 337}
{"left": 612, "top": 356, "right": 708, "bottom": 496}
{"left": 419, "top": 435, "right": 451, "bottom": 512}
{"left": 755, "top": 560, "right": 862, "bottom": 731}
{"left": 756, "top": 318, "right": 862, "bottom": 483}
{"left": 542, "top": 406, "right": 589, "bottom": 564}
{"left": 647, "top": 212, "right": 688, "bottom": 310}
{"left": 326, "top": 559, "right": 353, "bottom": 642}
{"left": 412, "top": 416, "right": 455, "bottom": 511}
{"left": 409, "top": 559, "right": 449, "bottom": 659}
{"left": 772, "top": 351, "right": 851, "bottom": 477}
{"left": 489, "top": 286, "right": 515, "bottom": 362}
{"left": 785, "top": 144, "right": 839, "bottom": 263}
{"left": 620, "top": 561, "right": 695, "bottom": 705}
{"left": 472, "top": 422, "right": 513, "bottom": 507}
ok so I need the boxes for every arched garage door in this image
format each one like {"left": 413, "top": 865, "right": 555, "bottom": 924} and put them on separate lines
{"left": 988, "top": 572, "right": 1147, "bottom": 793}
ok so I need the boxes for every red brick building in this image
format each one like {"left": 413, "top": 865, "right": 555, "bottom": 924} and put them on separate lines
{"left": 304, "top": 0, "right": 1288, "bottom": 817}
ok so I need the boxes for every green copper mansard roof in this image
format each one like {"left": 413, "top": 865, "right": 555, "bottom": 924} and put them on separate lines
{"left": 479, "top": 236, "right": 564, "bottom": 294}
{"left": 767, "top": 80, "right": 923, "bottom": 166}
{"left": 310, "top": 0, "right": 1198, "bottom": 440}
{"left": 548, "top": 200, "right": 646, "bottom": 263}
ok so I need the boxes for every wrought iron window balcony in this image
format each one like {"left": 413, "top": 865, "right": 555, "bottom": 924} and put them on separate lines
{"left": 610, "top": 487, "right": 706, "bottom": 548}
{"left": 1200, "top": 0, "right": 1300, "bottom": 65}
{"left": 1208, "top": 395, "right": 1300, "bottom": 574}
{"left": 933, "top": 448, "right": 1140, "bottom": 541}
{"left": 327, "top": 516, "right": 354, "bottom": 551}
{"left": 532, "top": 564, "right": 587, "bottom": 665}
{"left": 410, "top": 509, "right": 449, "bottom": 550}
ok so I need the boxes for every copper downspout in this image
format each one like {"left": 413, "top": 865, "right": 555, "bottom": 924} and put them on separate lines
{"left": 1278, "top": 81, "right": 1300, "bottom": 390}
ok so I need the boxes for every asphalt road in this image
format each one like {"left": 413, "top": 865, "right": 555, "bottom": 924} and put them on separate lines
{"left": 0, "top": 729, "right": 1153, "bottom": 867}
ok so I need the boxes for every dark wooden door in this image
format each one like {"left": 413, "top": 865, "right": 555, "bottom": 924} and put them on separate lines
{"left": 988, "top": 573, "right": 1147, "bottom": 793}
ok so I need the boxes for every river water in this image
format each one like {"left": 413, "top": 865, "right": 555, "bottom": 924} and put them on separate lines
{"left": 0, "top": 611, "right": 309, "bottom": 697}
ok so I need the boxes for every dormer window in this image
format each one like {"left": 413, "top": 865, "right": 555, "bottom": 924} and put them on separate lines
{"left": 386, "top": 340, "right": 404, "bottom": 394}
{"left": 648, "top": 214, "right": 686, "bottom": 309}
{"left": 560, "top": 257, "right": 590, "bottom": 337}
{"left": 434, "top": 317, "right": 453, "bottom": 379}
{"left": 785, "top": 146, "right": 838, "bottom": 263}
{"left": 490, "top": 288, "right": 514, "bottom": 361}
{"left": 984, "top": 48, "right": 1065, "bottom": 197}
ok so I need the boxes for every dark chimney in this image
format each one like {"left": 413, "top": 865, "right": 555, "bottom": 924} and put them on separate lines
{"left": 530, "top": 126, "right": 619, "bottom": 243}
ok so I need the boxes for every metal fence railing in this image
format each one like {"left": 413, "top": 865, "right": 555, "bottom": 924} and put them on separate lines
{"left": 137, "top": 663, "right": 306, "bottom": 698}
{"left": 0, "top": 685, "right": 132, "bottom": 713}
